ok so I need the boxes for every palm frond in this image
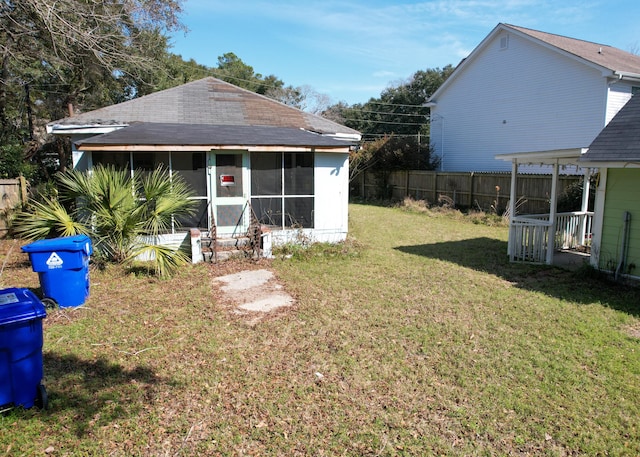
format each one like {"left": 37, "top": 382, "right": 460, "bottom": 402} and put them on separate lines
{"left": 12, "top": 197, "right": 88, "bottom": 240}
{"left": 126, "top": 242, "right": 189, "bottom": 279}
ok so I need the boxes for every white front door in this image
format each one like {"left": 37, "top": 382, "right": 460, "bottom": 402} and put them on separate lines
{"left": 209, "top": 152, "right": 248, "bottom": 236}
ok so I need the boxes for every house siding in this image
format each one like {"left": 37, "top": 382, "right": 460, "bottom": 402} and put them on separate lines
{"left": 311, "top": 153, "right": 349, "bottom": 242}
{"left": 605, "top": 82, "right": 634, "bottom": 124}
{"left": 431, "top": 30, "right": 608, "bottom": 172}
{"left": 598, "top": 168, "right": 640, "bottom": 278}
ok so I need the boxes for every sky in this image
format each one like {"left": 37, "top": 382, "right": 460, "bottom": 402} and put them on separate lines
{"left": 169, "top": 0, "right": 640, "bottom": 106}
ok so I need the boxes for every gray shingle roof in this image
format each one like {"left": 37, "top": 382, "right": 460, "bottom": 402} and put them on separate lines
{"left": 49, "top": 77, "right": 360, "bottom": 137}
{"left": 505, "top": 24, "right": 640, "bottom": 75}
{"left": 75, "top": 123, "right": 356, "bottom": 148}
{"left": 580, "top": 95, "right": 640, "bottom": 162}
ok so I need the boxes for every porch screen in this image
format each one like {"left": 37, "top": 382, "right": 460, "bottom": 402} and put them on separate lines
{"left": 251, "top": 152, "right": 314, "bottom": 229}
{"left": 92, "top": 151, "right": 208, "bottom": 229}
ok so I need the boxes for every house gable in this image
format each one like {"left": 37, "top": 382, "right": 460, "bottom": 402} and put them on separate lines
{"left": 428, "top": 23, "right": 640, "bottom": 173}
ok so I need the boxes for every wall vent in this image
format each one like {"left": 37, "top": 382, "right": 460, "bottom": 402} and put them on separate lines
{"left": 500, "top": 35, "right": 509, "bottom": 50}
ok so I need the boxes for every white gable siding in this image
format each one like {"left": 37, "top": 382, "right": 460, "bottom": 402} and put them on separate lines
{"left": 605, "top": 82, "right": 634, "bottom": 124}
{"left": 431, "top": 30, "right": 608, "bottom": 172}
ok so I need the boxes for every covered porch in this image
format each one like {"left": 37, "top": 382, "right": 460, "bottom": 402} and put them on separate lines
{"left": 496, "top": 148, "right": 594, "bottom": 266}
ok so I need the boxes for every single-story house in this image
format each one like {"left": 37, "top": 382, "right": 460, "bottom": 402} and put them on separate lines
{"left": 427, "top": 23, "right": 640, "bottom": 172}
{"left": 579, "top": 94, "right": 640, "bottom": 281}
{"left": 46, "top": 77, "right": 361, "bottom": 259}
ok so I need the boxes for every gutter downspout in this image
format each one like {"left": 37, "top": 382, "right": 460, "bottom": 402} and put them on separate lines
{"left": 614, "top": 211, "right": 632, "bottom": 281}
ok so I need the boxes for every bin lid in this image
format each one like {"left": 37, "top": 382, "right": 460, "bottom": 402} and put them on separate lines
{"left": 0, "top": 288, "right": 46, "bottom": 326}
{"left": 21, "top": 234, "right": 93, "bottom": 255}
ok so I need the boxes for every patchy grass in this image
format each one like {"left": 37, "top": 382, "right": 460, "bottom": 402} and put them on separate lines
{"left": 0, "top": 203, "right": 639, "bottom": 455}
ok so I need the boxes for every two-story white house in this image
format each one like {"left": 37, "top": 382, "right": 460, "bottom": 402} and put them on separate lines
{"left": 427, "top": 23, "right": 640, "bottom": 173}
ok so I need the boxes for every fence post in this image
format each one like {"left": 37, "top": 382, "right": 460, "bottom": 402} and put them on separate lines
{"left": 405, "top": 170, "right": 410, "bottom": 198}
{"left": 432, "top": 171, "right": 438, "bottom": 203}
{"left": 19, "top": 176, "right": 27, "bottom": 208}
{"left": 468, "top": 172, "right": 474, "bottom": 208}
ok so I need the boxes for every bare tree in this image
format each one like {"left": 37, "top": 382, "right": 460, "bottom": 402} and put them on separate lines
{"left": 0, "top": 0, "right": 185, "bottom": 133}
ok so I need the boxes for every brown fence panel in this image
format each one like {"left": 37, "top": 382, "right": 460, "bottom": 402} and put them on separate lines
{"left": 352, "top": 170, "right": 581, "bottom": 215}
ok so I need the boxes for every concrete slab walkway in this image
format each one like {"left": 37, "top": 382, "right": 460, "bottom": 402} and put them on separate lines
{"left": 214, "top": 269, "right": 294, "bottom": 314}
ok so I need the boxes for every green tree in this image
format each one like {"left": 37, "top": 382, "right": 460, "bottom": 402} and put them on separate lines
{"left": 0, "top": 0, "right": 186, "bottom": 173}
{"left": 12, "top": 165, "right": 196, "bottom": 278}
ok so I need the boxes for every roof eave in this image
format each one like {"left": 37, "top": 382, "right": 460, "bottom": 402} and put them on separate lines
{"left": 577, "top": 158, "right": 640, "bottom": 168}
{"left": 76, "top": 144, "right": 352, "bottom": 153}
{"left": 612, "top": 71, "right": 640, "bottom": 83}
{"left": 47, "top": 124, "right": 128, "bottom": 135}
{"left": 495, "top": 148, "right": 589, "bottom": 165}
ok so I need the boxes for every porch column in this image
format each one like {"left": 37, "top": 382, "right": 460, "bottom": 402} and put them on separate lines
{"left": 547, "top": 160, "right": 559, "bottom": 264}
{"left": 579, "top": 170, "right": 591, "bottom": 245}
{"left": 507, "top": 160, "right": 518, "bottom": 258}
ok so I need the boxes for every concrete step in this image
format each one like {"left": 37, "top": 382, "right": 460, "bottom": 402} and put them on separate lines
{"left": 201, "top": 234, "right": 260, "bottom": 262}
{"left": 201, "top": 235, "right": 251, "bottom": 250}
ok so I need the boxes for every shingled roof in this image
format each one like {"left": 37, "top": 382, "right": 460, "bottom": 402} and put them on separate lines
{"left": 504, "top": 24, "right": 640, "bottom": 75}
{"left": 75, "top": 123, "right": 354, "bottom": 149}
{"left": 580, "top": 95, "right": 640, "bottom": 163}
{"left": 48, "top": 77, "right": 359, "bottom": 138}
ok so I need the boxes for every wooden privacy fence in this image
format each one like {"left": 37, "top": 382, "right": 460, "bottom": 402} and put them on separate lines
{"left": 352, "top": 170, "right": 581, "bottom": 215}
{"left": 0, "top": 178, "right": 27, "bottom": 238}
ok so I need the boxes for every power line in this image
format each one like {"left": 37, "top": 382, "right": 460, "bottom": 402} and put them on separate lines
{"left": 350, "top": 108, "right": 428, "bottom": 118}
{"left": 363, "top": 100, "right": 430, "bottom": 109}
{"left": 347, "top": 118, "right": 427, "bottom": 126}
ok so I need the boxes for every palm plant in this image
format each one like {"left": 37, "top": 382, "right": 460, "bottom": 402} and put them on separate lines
{"left": 13, "top": 165, "right": 197, "bottom": 278}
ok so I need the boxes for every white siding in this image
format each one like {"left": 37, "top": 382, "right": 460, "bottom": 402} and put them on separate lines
{"left": 313, "top": 152, "right": 349, "bottom": 242}
{"left": 605, "top": 82, "right": 634, "bottom": 124}
{"left": 431, "top": 30, "right": 609, "bottom": 172}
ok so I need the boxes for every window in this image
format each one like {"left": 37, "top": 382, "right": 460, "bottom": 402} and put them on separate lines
{"left": 251, "top": 152, "right": 314, "bottom": 229}
{"left": 632, "top": 86, "right": 640, "bottom": 96}
{"left": 172, "top": 152, "right": 207, "bottom": 228}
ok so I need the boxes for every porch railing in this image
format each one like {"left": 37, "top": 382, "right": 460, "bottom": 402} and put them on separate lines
{"left": 554, "top": 211, "right": 593, "bottom": 250}
{"left": 509, "top": 211, "right": 593, "bottom": 263}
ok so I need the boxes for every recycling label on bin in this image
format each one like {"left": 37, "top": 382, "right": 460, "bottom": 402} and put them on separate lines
{"left": 0, "top": 293, "right": 19, "bottom": 305}
{"left": 45, "top": 252, "right": 64, "bottom": 269}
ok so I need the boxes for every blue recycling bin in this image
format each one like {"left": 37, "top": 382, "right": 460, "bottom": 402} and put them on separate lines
{"left": 22, "top": 235, "right": 93, "bottom": 308}
{"left": 0, "top": 288, "right": 47, "bottom": 410}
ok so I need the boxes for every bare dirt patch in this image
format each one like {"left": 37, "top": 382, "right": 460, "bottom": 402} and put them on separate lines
{"left": 213, "top": 266, "right": 295, "bottom": 324}
{"left": 623, "top": 322, "right": 640, "bottom": 339}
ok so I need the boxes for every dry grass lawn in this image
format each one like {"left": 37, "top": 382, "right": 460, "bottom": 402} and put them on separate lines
{"left": 0, "top": 203, "right": 639, "bottom": 456}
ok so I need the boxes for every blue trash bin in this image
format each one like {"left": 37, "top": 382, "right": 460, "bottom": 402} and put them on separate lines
{"left": 21, "top": 235, "right": 93, "bottom": 308}
{"left": 0, "top": 288, "right": 47, "bottom": 410}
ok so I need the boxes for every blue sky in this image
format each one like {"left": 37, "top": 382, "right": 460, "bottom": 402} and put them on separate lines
{"left": 169, "top": 0, "right": 640, "bottom": 106}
